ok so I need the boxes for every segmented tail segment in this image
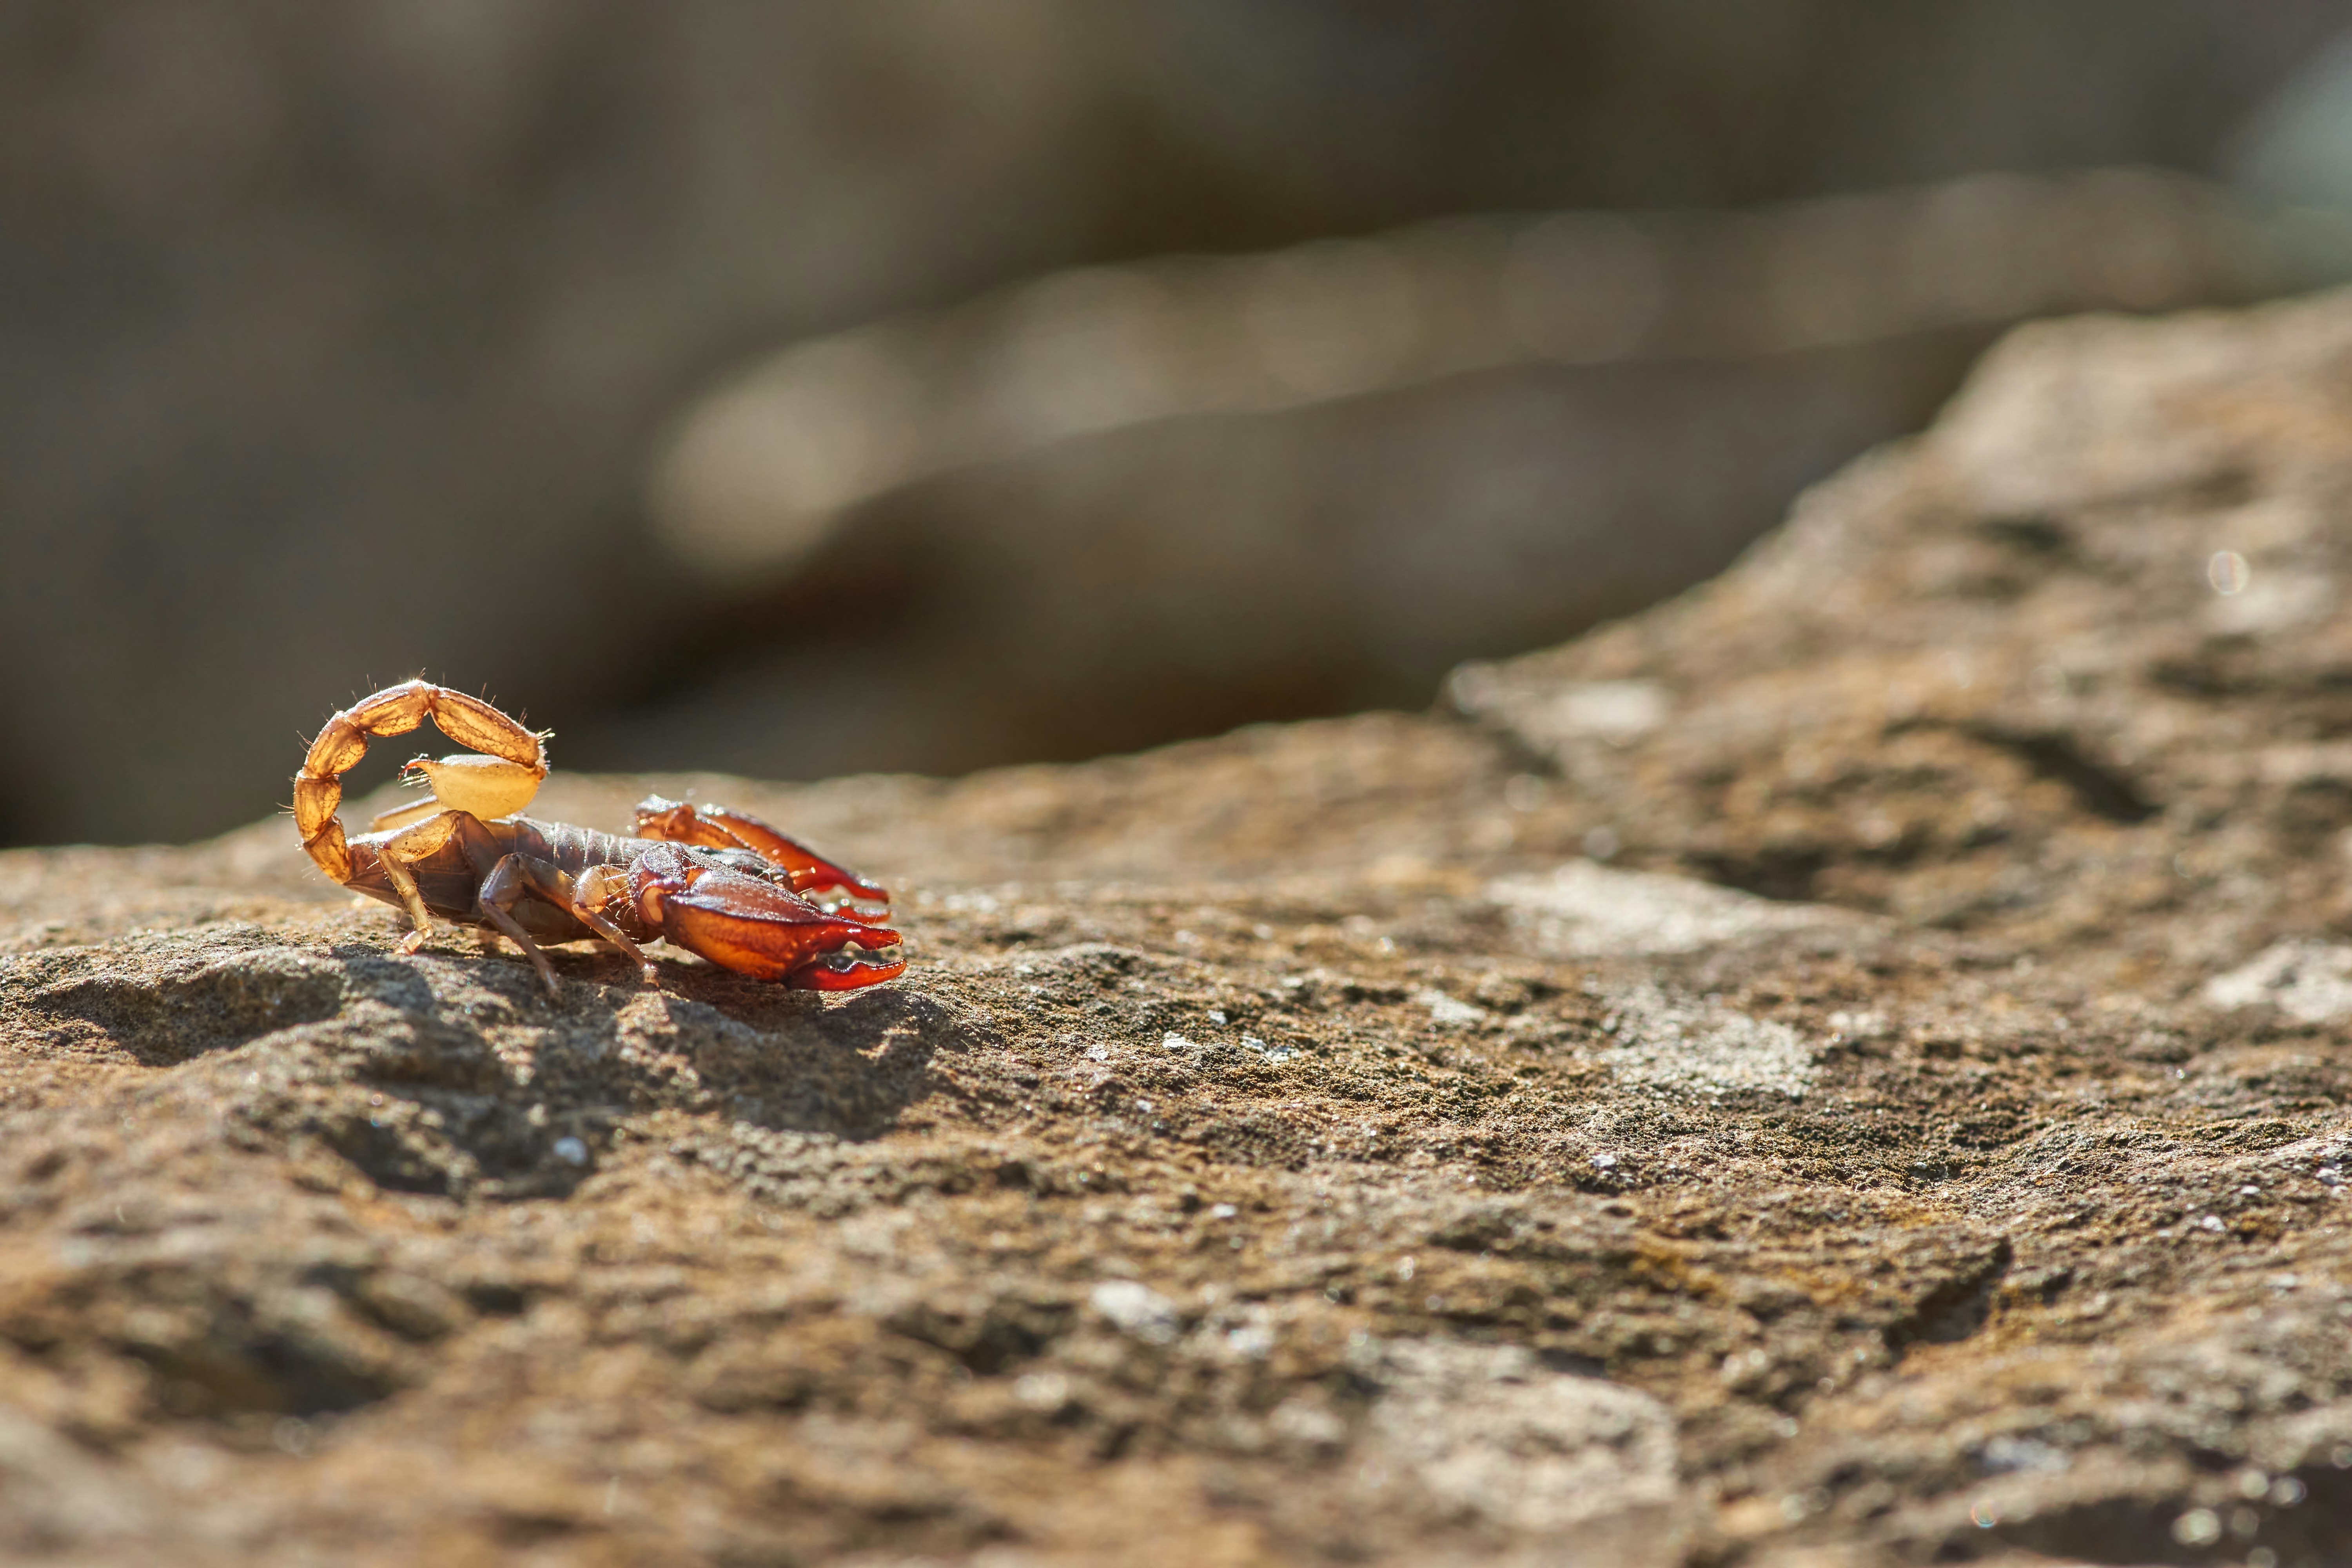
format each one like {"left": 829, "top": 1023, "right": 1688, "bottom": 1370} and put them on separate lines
{"left": 294, "top": 681, "right": 549, "bottom": 882}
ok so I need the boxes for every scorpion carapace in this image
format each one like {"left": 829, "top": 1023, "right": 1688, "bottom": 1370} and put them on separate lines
{"left": 293, "top": 680, "right": 905, "bottom": 995}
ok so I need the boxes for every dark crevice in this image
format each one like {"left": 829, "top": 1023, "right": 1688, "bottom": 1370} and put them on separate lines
{"left": 1884, "top": 1238, "right": 2011, "bottom": 1355}
{"left": 1973, "top": 513, "right": 2076, "bottom": 560}
{"left": 1686, "top": 848, "right": 1831, "bottom": 904}
{"left": 1959, "top": 724, "right": 2158, "bottom": 824}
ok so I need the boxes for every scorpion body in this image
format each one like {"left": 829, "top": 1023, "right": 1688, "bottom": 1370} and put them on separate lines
{"left": 296, "top": 681, "right": 904, "bottom": 994}
{"left": 342, "top": 813, "right": 658, "bottom": 946}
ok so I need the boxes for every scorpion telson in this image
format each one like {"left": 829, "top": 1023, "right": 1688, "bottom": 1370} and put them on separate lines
{"left": 293, "top": 680, "right": 905, "bottom": 995}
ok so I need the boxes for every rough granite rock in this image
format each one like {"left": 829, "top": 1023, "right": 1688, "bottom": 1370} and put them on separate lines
{"left": 15, "top": 291, "right": 2352, "bottom": 1565}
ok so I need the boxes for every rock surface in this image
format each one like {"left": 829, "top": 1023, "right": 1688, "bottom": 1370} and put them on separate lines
{"left": 15, "top": 291, "right": 2352, "bottom": 1564}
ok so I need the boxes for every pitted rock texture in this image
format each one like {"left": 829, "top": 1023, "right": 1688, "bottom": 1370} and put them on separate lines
{"left": 1452, "top": 287, "right": 2352, "bottom": 987}
{"left": 15, "top": 292, "right": 2352, "bottom": 1565}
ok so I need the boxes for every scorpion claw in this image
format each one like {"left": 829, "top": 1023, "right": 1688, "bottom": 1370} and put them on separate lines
{"left": 787, "top": 951, "right": 910, "bottom": 991}
{"left": 633, "top": 797, "right": 890, "bottom": 904}
{"left": 630, "top": 846, "right": 904, "bottom": 989}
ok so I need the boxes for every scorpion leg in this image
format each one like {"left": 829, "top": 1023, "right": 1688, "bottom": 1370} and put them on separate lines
{"left": 572, "top": 865, "right": 659, "bottom": 978}
{"left": 376, "top": 810, "right": 470, "bottom": 953}
{"left": 479, "top": 854, "right": 658, "bottom": 997}
{"left": 473, "top": 882, "right": 558, "bottom": 994}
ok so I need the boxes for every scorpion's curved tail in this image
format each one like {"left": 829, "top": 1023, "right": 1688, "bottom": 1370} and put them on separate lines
{"left": 294, "top": 681, "right": 549, "bottom": 882}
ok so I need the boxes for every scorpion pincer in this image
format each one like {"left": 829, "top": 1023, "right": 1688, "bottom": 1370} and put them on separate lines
{"left": 292, "top": 680, "right": 904, "bottom": 996}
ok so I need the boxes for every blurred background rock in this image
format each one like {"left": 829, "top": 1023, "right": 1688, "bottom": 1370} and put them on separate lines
{"left": 8, "top": 0, "right": 2352, "bottom": 844}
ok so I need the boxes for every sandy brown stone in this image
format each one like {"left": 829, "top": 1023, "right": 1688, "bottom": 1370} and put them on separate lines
{"left": 14, "top": 292, "right": 2352, "bottom": 1564}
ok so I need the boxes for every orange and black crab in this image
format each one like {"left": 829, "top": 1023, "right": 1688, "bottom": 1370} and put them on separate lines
{"left": 292, "top": 680, "right": 904, "bottom": 995}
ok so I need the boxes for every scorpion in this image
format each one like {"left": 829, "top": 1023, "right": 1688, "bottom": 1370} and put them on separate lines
{"left": 292, "top": 680, "right": 904, "bottom": 995}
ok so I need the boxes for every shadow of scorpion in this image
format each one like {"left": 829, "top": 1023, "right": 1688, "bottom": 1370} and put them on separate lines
{"left": 292, "top": 680, "right": 904, "bottom": 996}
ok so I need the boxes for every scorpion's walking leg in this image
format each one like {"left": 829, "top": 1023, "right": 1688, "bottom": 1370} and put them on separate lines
{"left": 478, "top": 855, "right": 657, "bottom": 996}
{"left": 375, "top": 809, "right": 472, "bottom": 953}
